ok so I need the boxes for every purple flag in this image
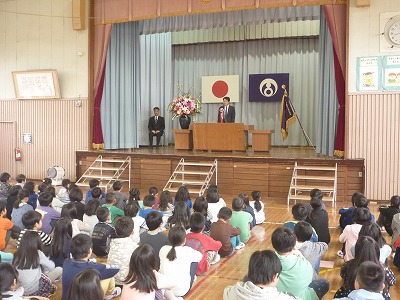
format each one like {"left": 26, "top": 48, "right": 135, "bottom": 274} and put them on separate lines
{"left": 249, "top": 73, "right": 289, "bottom": 102}
{"left": 280, "top": 88, "right": 296, "bottom": 140}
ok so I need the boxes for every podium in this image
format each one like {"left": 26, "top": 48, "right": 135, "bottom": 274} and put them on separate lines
{"left": 190, "top": 123, "right": 254, "bottom": 151}
{"left": 250, "top": 130, "right": 274, "bottom": 152}
{"left": 171, "top": 129, "right": 192, "bottom": 150}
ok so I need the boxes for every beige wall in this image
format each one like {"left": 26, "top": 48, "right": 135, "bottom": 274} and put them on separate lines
{"left": 347, "top": 0, "right": 400, "bottom": 200}
{"left": 0, "top": 0, "right": 89, "bottom": 180}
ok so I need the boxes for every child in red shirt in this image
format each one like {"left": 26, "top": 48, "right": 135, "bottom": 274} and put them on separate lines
{"left": 186, "top": 212, "right": 222, "bottom": 275}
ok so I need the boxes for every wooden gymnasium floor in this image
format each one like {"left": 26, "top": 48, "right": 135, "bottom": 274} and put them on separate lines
{"left": 5, "top": 199, "right": 400, "bottom": 300}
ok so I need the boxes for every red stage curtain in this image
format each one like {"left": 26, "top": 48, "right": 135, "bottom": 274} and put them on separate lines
{"left": 323, "top": 5, "right": 346, "bottom": 158}
{"left": 92, "top": 24, "right": 112, "bottom": 149}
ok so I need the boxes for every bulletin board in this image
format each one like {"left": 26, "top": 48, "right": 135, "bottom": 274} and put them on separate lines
{"left": 12, "top": 69, "right": 61, "bottom": 99}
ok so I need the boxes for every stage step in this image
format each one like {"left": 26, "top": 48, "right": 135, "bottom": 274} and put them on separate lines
{"left": 288, "top": 162, "right": 337, "bottom": 208}
{"left": 75, "top": 155, "right": 131, "bottom": 192}
{"left": 164, "top": 159, "right": 218, "bottom": 196}
{"left": 293, "top": 175, "right": 335, "bottom": 181}
{"left": 174, "top": 170, "right": 210, "bottom": 176}
{"left": 295, "top": 166, "right": 337, "bottom": 171}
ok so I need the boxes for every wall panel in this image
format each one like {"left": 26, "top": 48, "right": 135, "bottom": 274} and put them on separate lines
{"left": 0, "top": 99, "right": 89, "bottom": 180}
{"left": 347, "top": 93, "right": 400, "bottom": 200}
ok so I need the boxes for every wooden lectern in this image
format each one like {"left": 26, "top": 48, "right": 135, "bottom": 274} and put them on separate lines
{"left": 172, "top": 129, "right": 192, "bottom": 150}
{"left": 190, "top": 123, "right": 254, "bottom": 151}
{"left": 250, "top": 130, "right": 274, "bottom": 152}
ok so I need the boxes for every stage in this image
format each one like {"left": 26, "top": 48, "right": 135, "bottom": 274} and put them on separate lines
{"left": 76, "top": 146, "right": 364, "bottom": 203}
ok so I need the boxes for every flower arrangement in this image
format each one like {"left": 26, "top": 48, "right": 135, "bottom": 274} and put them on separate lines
{"left": 168, "top": 88, "right": 202, "bottom": 120}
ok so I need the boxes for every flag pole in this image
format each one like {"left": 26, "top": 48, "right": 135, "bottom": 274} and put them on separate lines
{"left": 281, "top": 85, "right": 314, "bottom": 148}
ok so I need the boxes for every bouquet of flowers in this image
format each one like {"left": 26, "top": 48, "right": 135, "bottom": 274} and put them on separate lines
{"left": 168, "top": 88, "right": 202, "bottom": 120}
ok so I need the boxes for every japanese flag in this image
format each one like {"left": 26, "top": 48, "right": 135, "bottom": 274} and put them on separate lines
{"left": 201, "top": 75, "right": 239, "bottom": 103}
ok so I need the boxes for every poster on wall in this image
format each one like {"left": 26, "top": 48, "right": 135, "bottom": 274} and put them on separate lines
{"left": 356, "top": 57, "right": 381, "bottom": 92}
{"left": 382, "top": 56, "right": 400, "bottom": 91}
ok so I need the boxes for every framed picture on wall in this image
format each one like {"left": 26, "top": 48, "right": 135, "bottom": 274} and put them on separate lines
{"left": 382, "top": 56, "right": 400, "bottom": 91}
{"left": 356, "top": 57, "right": 381, "bottom": 92}
{"left": 12, "top": 69, "right": 61, "bottom": 99}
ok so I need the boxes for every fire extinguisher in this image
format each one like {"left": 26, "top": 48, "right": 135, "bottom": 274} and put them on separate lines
{"left": 15, "top": 148, "right": 21, "bottom": 161}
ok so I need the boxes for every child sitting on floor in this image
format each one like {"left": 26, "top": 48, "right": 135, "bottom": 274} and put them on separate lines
{"left": 294, "top": 221, "right": 328, "bottom": 278}
{"left": 238, "top": 193, "right": 256, "bottom": 229}
{"left": 11, "top": 189, "right": 33, "bottom": 229}
{"left": 230, "top": 197, "right": 253, "bottom": 243}
{"left": 85, "top": 179, "right": 105, "bottom": 204}
{"left": 37, "top": 192, "right": 61, "bottom": 234}
{"left": 339, "top": 192, "right": 375, "bottom": 229}
{"left": 102, "top": 192, "right": 125, "bottom": 225}
{"left": 139, "top": 211, "right": 169, "bottom": 270}
{"left": 0, "top": 202, "right": 19, "bottom": 264}
{"left": 206, "top": 186, "right": 226, "bottom": 223}
{"left": 56, "top": 179, "right": 71, "bottom": 204}
{"left": 284, "top": 203, "right": 318, "bottom": 242}
{"left": 139, "top": 194, "right": 164, "bottom": 219}
{"left": 120, "top": 244, "right": 181, "bottom": 300}
{"left": 272, "top": 227, "right": 329, "bottom": 300}
{"left": 210, "top": 207, "right": 244, "bottom": 257}
{"left": 124, "top": 201, "right": 145, "bottom": 243}
{"left": 334, "top": 261, "right": 385, "bottom": 300}
{"left": 168, "top": 201, "right": 189, "bottom": 230}
{"left": 66, "top": 269, "right": 104, "bottom": 300}
{"left": 159, "top": 226, "right": 202, "bottom": 297}
{"left": 112, "top": 181, "right": 128, "bottom": 210}
{"left": 250, "top": 190, "right": 265, "bottom": 225}
{"left": 157, "top": 190, "right": 174, "bottom": 222}
{"left": 61, "top": 234, "right": 121, "bottom": 300}
{"left": 192, "top": 196, "right": 212, "bottom": 233}
{"left": 107, "top": 216, "right": 138, "bottom": 286}
{"left": 91, "top": 207, "right": 116, "bottom": 258}
{"left": 186, "top": 212, "right": 222, "bottom": 275}
{"left": 174, "top": 185, "right": 192, "bottom": 217}
{"left": 306, "top": 196, "right": 330, "bottom": 244}
{"left": 18, "top": 210, "right": 52, "bottom": 249}
{"left": 224, "top": 249, "right": 300, "bottom": 300}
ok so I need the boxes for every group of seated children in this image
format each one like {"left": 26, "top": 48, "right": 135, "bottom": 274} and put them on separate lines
{"left": 0, "top": 172, "right": 270, "bottom": 299}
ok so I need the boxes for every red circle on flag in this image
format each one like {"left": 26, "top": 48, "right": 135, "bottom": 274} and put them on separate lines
{"left": 212, "top": 80, "right": 229, "bottom": 98}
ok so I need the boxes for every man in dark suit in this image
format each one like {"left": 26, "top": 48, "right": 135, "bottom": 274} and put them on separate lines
{"left": 148, "top": 107, "right": 165, "bottom": 149}
{"left": 217, "top": 96, "right": 236, "bottom": 123}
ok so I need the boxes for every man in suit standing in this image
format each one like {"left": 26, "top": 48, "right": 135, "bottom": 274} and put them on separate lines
{"left": 217, "top": 96, "right": 235, "bottom": 123}
{"left": 148, "top": 107, "right": 165, "bottom": 149}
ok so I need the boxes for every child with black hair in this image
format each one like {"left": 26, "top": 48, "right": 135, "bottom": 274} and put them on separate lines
{"left": 85, "top": 179, "right": 106, "bottom": 204}
{"left": 107, "top": 216, "right": 139, "bottom": 286}
{"left": 61, "top": 234, "right": 121, "bottom": 300}
{"left": 139, "top": 194, "right": 164, "bottom": 219}
{"left": 139, "top": 211, "right": 169, "bottom": 270}
{"left": 186, "top": 212, "right": 222, "bottom": 274}
{"left": 294, "top": 221, "right": 328, "bottom": 278}
{"left": 283, "top": 203, "right": 318, "bottom": 242}
{"left": 339, "top": 192, "right": 375, "bottom": 229}
{"left": 334, "top": 236, "right": 395, "bottom": 300}
{"left": 68, "top": 187, "right": 84, "bottom": 221}
{"left": 174, "top": 185, "right": 192, "bottom": 217}
{"left": 334, "top": 261, "right": 385, "bottom": 300}
{"left": 121, "top": 244, "right": 181, "bottom": 300}
{"left": 306, "top": 196, "right": 330, "bottom": 244}
{"left": 224, "top": 250, "right": 300, "bottom": 300}
{"left": 23, "top": 182, "right": 38, "bottom": 210}
{"left": 124, "top": 201, "right": 145, "bottom": 243}
{"left": 15, "top": 174, "right": 26, "bottom": 189}
{"left": 90, "top": 187, "right": 105, "bottom": 205}
{"left": 238, "top": 193, "right": 256, "bottom": 229}
{"left": 210, "top": 207, "right": 244, "bottom": 257}
{"left": 61, "top": 202, "right": 91, "bottom": 237}
{"left": 56, "top": 179, "right": 70, "bottom": 204}
{"left": 339, "top": 207, "right": 372, "bottom": 261}
{"left": 50, "top": 218, "right": 72, "bottom": 268}
{"left": 83, "top": 199, "right": 100, "bottom": 236}
{"left": 0, "top": 202, "right": 18, "bottom": 264}
{"left": 192, "top": 196, "right": 212, "bottom": 233}
{"left": 44, "top": 186, "right": 64, "bottom": 213}
{"left": 66, "top": 269, "right": 104, "bottom": 300}
{"left": 159, "top": 226, "right": 202, "bottom": 297}
{"left": 0, "top": 172, "right": 11, "bottom": 203}
{"left": 37, "top": 192, "right": 61, "bottom": 234}
{"left": 13, "top": 231, "right": 62, "bottom": 297}
{"left": 206, "top": 186, "right": 226, "bottom": 223}
{"left": 272, "top": 227, "right": 329, "bottom": 300}
{"left": 129, "top": 188, "right": 142, "bottom": 208}
{"left": 112, "top": 181, "right": 128, "bottom": 210}
{"left": 6, "top": 185, "right": 22, "bottom": 219}
{"left": 377, "top": 195, "right": 400, "bottom": 236}
{"left": 168, "top": 201, "right": 189, "bottom": 230}
{"left": 102, "top": 192, "right": 124, "bottom": 225}
{"left": 230, "top": 197, "right": 253, "bottom": 243}
{"left": 17, "top": 210, "right": 52, "bottom": 248}
{"left": 91, "top": 207, "right": 116, "bottom": 257}
{"left": 11, "top": 189, "right": 33, "bottom": 229}
{"left": 149, "top": 186, "right": 160, "bottom": 208}
{"left": 250, "top": 190, "right": 265, "bottom": 225}
{"left": 157, "top": 190, "right": 174, "bottom": 221}
{"left": 0, "top": 263, "right": 49, "bottom": 300}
